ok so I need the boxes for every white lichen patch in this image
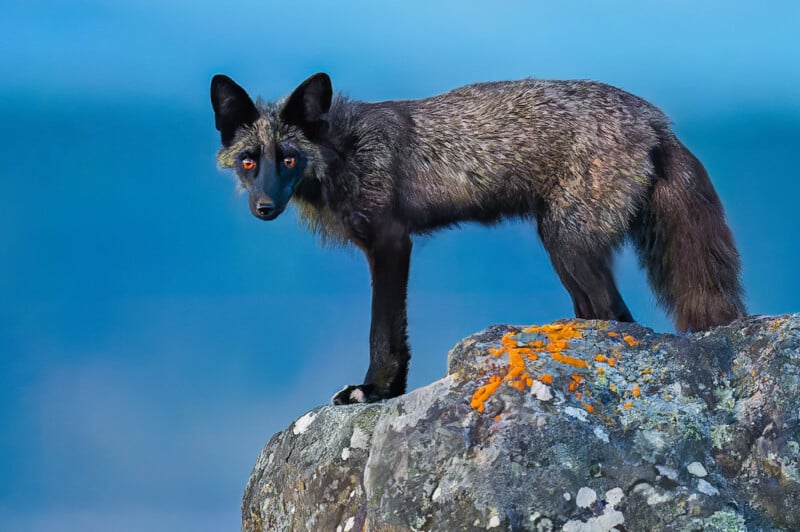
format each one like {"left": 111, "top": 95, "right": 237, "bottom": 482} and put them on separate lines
{"left": 561, "top": 488, "right": 626, "bottom": 530}
{"left": 342, "top": 516, "right": 356, "bottom": 531}
{"left": 341, "top": 447, "right": 351, "bottom": 461}
{"left": 635, "top": 429, "right": 668, "bottom": 462}
{"left": 530, "top": 380, "right": 553, "bottom": 401}
{"left": 564, "top": 406, "right": 589, "bottom": 422}
{"left": 563, "top": 492, "right": 572, "bottom": 501}
{"left": 655, "top": 465, "right": 678, "bottom": 481}
{"left": 292, "top": 411, "right": 317, "bottom": 435}
{"left": 563, "top": 497, "right": 625, "bottom": 532}
{"left": 641, "top": 429, "right": 667, "bottom": 451}
{"left": 594, "top": 426, "right": 609, "bottom": 443}
{"left": 605, "top": 487, "right": 624, "bottom": 507}
{"left": 350, "top": 427, "right": 370, "bottom": 449}
{"left": 702, "top": 509, "right": 747, "bottom": 531}
{"left": 687, "top": 461, "right": 707, "bottom": 477}
{"left": 576, "top": 487, "right": 597, "bottom": 508}
{"left": 487, "top": 514, "right": 501, "bottom": 528}
{"left": 697, "top": 479, "right": 719, "bottom": 496}
{"left": 633, "top": 482, "right": 673, "bottom": 505}
{"left": 710, "top": 423, "right": 734, "bottom": 449}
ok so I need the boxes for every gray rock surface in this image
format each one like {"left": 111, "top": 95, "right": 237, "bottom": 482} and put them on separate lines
{"left": 242, "top": 315, "right": 800, "bottom": 531}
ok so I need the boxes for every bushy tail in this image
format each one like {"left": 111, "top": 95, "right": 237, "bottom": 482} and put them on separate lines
{"left": 633, "top": 132, "right": 746, "bottom": 331}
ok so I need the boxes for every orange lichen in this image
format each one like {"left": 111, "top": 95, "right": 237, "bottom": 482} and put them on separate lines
{"left": 507, "top": 347, "right": 526, "bottom": 378}
{"left": 607, "top": 331, "right": 619, "bottom": 337}
{"left": 493, "top": 414, "right": 502, "bottom": 422}
{"left": 632, "top": 385, "right": 641, "bottom": 397}
{"left": 595, "top": 354, "right": 608, "bottom": 363}
{"left": 524, "top": 322, "right": 584, "bottom": 342}
{"left": 510, "top": 347, "right": 534, "bottom": 357}
{"left": 622, "top": 335, "right": 640, "bottom": 347}
{"left": 547, "top": 340, "right": 571, "bottom": 352}
{"left": 551, "top": 351, "right": 589, "bottom": 369}
{"left": 525, "top": 322, "right": 589, "bottom": 369}
{"left": 623, "top": 401, "right": 633, "bottom": 409}
{"left": 472, "top": 322, "right": 594, "bottom": 412}
{"left": 509, "top": 379, "right": 527, "bottom": 391}
{"left": 488, "top": 347, "right": 507, "bottom": 357}
{"left": 471, "top": 331, "right": 531, "bottom": 411}
{"left": 470, "top": 375, "right": 502, "bottom": 412}
{"left": 584, "top": 404, "right": 595, "bottom": 414}
{"left": 501, "top": 332, "right": 518, "bottom": 349}
{"left": 568, "top": 374, "right": 584, "bottom": 393}
{"left": 607, "top": 357, "right": 616, "bottom": 367}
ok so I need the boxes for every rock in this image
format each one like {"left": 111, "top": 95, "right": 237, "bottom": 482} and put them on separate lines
{"left": 242, "top": 314, "right": 800, "bottom": 531}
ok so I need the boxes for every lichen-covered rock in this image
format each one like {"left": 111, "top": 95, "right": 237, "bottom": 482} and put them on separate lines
{"left": 242, "top": 314, "right": 800, "bottom": 531}
{"left": 242, "top": 404, "right": 383, "bottom": 531}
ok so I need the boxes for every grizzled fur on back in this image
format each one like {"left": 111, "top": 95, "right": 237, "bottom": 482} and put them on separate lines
{"left": 211, "top": 73, "right": 745, "bottom": 404}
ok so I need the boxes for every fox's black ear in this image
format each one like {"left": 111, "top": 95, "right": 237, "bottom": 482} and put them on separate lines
{"left": 281, "top": 73, "right": 332, "bottom": 137}
{"left": 211, "top": 74, "right": 260, "bottom": 146}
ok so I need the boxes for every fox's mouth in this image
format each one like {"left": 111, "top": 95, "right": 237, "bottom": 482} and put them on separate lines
{"left": 251, "top": 204, "right": 284, "bottom": 221}
{"left": 249, "top": 197, "right": 286, "bottom": 221}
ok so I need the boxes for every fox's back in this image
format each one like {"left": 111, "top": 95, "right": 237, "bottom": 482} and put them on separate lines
{"left": 384, "top": 79, "right": 670, "bottom": 229}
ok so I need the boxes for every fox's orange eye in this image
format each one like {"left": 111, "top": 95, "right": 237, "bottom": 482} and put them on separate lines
{"left": 283, "top": 156, "right": 296, "bottom": 169}
{"left": 242, "top": 158, "right": 256, "bottom": 170}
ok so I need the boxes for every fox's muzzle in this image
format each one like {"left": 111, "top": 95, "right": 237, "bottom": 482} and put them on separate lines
{"left": 247, "top": 153, "right": 305, "bottom": 221}
{"left": 250, "top": 196, "right": 278, "bottom": 220}
{"left": 248, "top": 159, "right": 285, "bottom": 221}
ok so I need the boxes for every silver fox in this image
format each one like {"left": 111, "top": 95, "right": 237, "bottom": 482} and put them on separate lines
{"left": 210, "top": 73, "right": 745, "bottom": 404}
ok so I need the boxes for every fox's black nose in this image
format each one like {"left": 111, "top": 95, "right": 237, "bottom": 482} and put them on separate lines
{"left": 256, "top": 200, "right": 275, "bottom": 217}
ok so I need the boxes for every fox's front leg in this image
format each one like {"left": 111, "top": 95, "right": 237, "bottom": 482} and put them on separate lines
{"left": 332, "top": 218, "right": 411, "bottom": 405}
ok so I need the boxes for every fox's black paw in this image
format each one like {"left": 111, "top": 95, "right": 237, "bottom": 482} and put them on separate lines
{"left": 332, "top": 384, "right": 382, "bottom": 405}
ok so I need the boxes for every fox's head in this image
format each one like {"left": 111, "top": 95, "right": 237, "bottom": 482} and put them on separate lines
{"left": 210, "top": 73, "right": 333, "bottom": 220}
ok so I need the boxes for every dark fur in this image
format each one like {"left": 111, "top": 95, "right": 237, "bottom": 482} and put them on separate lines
{"left": 210, "top": 73, "right": 746, "bottom": 404}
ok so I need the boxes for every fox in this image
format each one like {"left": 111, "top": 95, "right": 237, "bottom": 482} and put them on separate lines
{"left": 210, "top": 72, "right": 745, "bottom": 405}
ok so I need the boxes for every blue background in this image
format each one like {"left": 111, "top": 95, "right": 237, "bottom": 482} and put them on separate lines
{"left": 2, "top": 1, "right": 798, "bottom": 529}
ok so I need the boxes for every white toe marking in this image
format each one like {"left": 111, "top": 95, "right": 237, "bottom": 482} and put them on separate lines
{"left": 350, "top": 388, "right": 367, "bottom": 403}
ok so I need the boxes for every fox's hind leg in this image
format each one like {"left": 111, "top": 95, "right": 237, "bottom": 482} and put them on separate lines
{"left": 537, "top": 213, "right": 633, "bottom": 323}
{"left": 550, "top": 249, "right": 633, "bottom": 322}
